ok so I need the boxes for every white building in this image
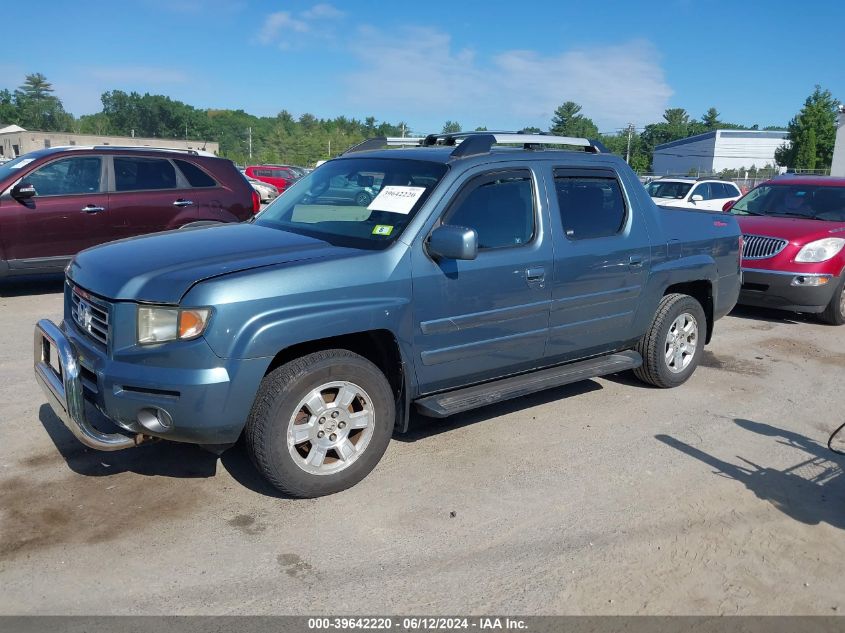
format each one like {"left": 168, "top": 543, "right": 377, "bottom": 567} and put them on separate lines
{"left": 652, "top": 129, "right": 789, "bottom": 175}
{"left": 831, "top": 106, "right": 845, "bottom": 177}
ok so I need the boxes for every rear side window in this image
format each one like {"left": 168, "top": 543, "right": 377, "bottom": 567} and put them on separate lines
{"left": 174, "top": 159, "right": 217, "bottom": 188}
{"left": 444, "top": 170, "right": 535, "bottom": 249}
{"left": 555, "top": 172, "right": 626, "bottom": 240}
{"left": 27, "top": 156, "right": 102, "bottom": 196}
{"left": 691, "top": 183, "right": 711, "bottom": 200}
{"left": 114, "top": 157, "right": 177, "bottom": 191}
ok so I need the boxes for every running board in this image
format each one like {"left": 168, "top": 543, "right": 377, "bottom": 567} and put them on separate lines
{"left": 414, "top": 350, "right": 642, "bottom": 418}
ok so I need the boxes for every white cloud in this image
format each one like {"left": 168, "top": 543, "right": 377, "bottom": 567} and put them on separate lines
{"left": 259, "top": 11, "right": 309, "bottom": 45}
{"left": 342, "top": 28, "right": 673, "bottom": 130}
{"left": 302, "top": 3, "right": 344, "bottom": 20}
{"left": 258, "top": 4, "right": 344, "bottom": 48}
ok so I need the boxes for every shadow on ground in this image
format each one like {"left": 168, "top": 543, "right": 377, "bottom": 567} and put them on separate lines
{"left": 657, "top": 417, "right": 845, "bottom": 530}
{"left": 0, "top": 274, "right": 65, "bottom": 298}
{"left": 728, "top": 304, "right": 819, "bottom": 326}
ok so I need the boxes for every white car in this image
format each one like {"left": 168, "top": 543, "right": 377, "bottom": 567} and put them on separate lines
{"left": 646, "top": 177, "right": 742, "bottom": 211}
{"left": 240, "top": 171, "right": 279, "bottom": 203}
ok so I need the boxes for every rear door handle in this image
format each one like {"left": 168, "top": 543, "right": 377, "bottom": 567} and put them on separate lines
{"left": 81, "top": 205, "right": 105, "bottom": 214}
{"left": 173, "top": 199, "right": 194, "bottom": 207}
{"left": 628, "top": 255, "right": 644, "bottom": 268}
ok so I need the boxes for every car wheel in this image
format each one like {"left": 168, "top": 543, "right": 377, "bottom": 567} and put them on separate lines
{"left": 355, "top": 191, "right": 372, "bottom": 206}
{"left": 633, "top": 293, "right": 706, "bottom": 388}
{"left": 819, "top": 276, "right": 845, "bottom": 325}
{"left": 245, "top": 349, "right": 395, "bottom": 498}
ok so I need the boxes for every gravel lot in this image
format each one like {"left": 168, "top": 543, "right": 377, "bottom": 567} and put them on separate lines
{"left": 1, "top": 275, "right": 843, "bottom": 615}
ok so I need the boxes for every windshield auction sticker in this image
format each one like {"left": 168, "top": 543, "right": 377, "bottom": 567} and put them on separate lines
{"left": 368, "top": 186, "right": 426, "bottom": 214}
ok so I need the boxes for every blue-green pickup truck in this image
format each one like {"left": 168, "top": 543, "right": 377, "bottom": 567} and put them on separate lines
{"left": 34, "top": 132, "right": 741, "bottom": 497}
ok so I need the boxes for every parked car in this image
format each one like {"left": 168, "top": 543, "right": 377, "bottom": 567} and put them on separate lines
{"left": 307, "top": 172, "right": 381, "bottom": 206}
{"left": 244, "top": 164, "right": 299, "bottom": 193}
{"left": 0, "top": 146, "right": 258, "bottom": 279}
{"left": 34, "top": 132, "right": 741, "bottom": 497}
{"left": 240, "top": 171, "right": 279, "bottom": 203}
{"left": 726, "top": 176, "right": 845, "bottom": 324}
{"left": 647, "top": 177, "right": 742, "bottom": 211}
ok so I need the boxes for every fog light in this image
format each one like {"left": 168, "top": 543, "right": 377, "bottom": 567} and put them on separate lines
{"left": 137, "top": 407, "right": 173, "bottom": 432}
{"left": 791, "top": 275, "right": 832, "bottom": 287}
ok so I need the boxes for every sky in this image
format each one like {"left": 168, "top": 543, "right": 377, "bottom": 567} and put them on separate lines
{"left": 2, "top": 0, "right": 844, "bottom": 134}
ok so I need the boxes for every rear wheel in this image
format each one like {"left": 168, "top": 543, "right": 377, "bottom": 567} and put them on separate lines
{"left": 245, "top": 349, "right": 394, "bottom": 498}
{"left": 819, "top": 276, "right": 845, "bottom": 325}
{"left": 355, "top": 191, "right": 372, "bottom": 206}
{"left": 634, "top": 293, "right": 706, "bottom": 388}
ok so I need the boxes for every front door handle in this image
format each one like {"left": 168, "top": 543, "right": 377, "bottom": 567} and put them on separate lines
{"left": 173, "top": 199, "right": 194, "bottom": 207}
{"left": 81, "top": 205, "right": 105, "bottom": 214}
{"left": 525, "top": 266, "right": 545, "bottom": 283}
{"left": 628, "top": 255, "right": 644, "bottom": 268}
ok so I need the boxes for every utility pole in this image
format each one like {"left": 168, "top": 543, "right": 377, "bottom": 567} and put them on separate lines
{"left": 328, "top": 139, "right": 331, "bottom": 157}
{"left": 248, "top": 126, "right": 252, "bottom": 160}
{"left": 401, "top": 123, "right": 405, "bottom": 138}
{"left": 625, "top": 123, "right": 635, "bottom": 164}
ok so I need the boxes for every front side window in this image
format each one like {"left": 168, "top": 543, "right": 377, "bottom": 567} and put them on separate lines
{"left": 555, "top": 174, "right": 626, "bottom": 240}
{"left": 255, "top": 157, "right": 447, "bottom": 250}
{"left": 443, "top": 170, "right": 535, "bottom": 250}
{"left": 27, "top": 156, "right": 102, "bottom": 196}
{"left": 690, "top": 183, "right": 712, "bottom": 200}
{"left": 114, "top": 157, "right": 177, "bottom": 191}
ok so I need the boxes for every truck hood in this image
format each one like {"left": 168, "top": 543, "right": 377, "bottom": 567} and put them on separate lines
{"left": 735, "top": 215, "right": 845, "bottom": 243}
{"left": 68, "top": 223, "right": 351, "bottom": 303}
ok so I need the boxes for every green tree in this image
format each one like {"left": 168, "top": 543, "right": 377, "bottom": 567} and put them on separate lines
{"left": 13, "top": 72, "right": 73, "bottom": 131}
{"left": 775, "top": 85, "right": 838, "bottom": 170}
{"left": 0, "top": 89, "right": 16, "bottom": 124}
{"left": 702, "top": 107, "right": 720, "bottom": 130}
{"left": 521, "top": 126, "right": 542, "bottom": 134}
{"left": 550, "top": 101, "right": 598, "bottom": 137}
{"left": 442, "top": 121, "right": 461, "bottom": 134}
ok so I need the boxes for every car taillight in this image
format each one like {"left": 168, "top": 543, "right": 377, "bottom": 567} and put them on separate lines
{"left": 252, "top": 190, "right": 261, "bottom": 214}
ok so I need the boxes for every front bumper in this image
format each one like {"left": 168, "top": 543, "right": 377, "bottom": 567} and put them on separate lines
{"left": 738, "top": 268, "right": 838, "bottom": 313}
{"left": 34, "top": 319, "right": 142, "bottom": 450}
{"left": 34, "top": 318, "right": 269, "bottom": 451}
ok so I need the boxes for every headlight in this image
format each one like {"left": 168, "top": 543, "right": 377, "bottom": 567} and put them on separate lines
{"left": 795, "top": 237, "right": 845, "bottom": 263}
{"left": 137, "top": 306, "right": 211, "bottom": 344}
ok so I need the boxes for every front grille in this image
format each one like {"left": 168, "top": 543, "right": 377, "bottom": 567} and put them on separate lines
{"left": 70, "top": 284, "right": 111, "bottom": 346}
{"left": 742, "top": 234, "right": 788, "bottom": 260}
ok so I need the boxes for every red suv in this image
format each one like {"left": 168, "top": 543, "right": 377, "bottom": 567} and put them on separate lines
{"left": 0, "top": 146, "right": 258, "bottom": 279}
{"left": 244, "top": 164, "right": 299, "bottom": 193}
{"left": 726, "top": 176, "right": 845, "bottom": 324}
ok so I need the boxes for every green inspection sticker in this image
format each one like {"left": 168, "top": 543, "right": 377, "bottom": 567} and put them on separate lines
{"left": 372, "top": 224, "right": 394, "bottom": 236}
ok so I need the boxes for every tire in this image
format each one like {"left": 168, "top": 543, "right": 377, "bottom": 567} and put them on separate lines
{"left": 633, "top": 293, "right": 706, "bottom": 388}
{"left": 819, "top": 275, "right": 845, "bottom": 325}
{"left": 245, "top": 349, "right": 395, "bottom": 498}
{"left": 354, "top": 191, "right": 372, "bottom": 207}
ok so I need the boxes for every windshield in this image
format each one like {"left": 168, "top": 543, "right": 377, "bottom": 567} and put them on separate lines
{"left": 255, "top": 157, "right": 448, "bottom": 249}
{"left": 0, "top": 154, "right": 39, "bottom": 182}
{"left": 731, "top": 184, "right": 845, "bottom": 221}
{"left": 646, "top": 181, "right": 693, "bottom": 199}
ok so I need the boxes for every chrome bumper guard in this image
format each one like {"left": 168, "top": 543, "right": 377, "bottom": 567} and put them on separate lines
{"left": 34, "top": 319, "right": 140, "bottom": 451}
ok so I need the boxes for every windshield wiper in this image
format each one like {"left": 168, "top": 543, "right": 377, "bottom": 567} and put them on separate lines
{"left": 767, "top": 212, "right": 813, "bottom": 218}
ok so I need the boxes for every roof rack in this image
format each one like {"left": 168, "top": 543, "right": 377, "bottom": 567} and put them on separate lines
{"left": 91, "top": 145, "right": 204, "bottom": 155}
{"left": 342, "top": 131, "right": 607, "bottom": 160}
{"left": 343, "top": 136, "right": 424, "bottom": 155}
{"left": 421, "top": 131, "right": 607, "bottom": 158}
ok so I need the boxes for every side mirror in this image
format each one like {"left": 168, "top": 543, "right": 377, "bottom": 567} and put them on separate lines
{"left": 11, "top": 182, "right": 36, "bottom": 201}
{"left": 690, "top": 194, "right": 704, "bottom": 203}
{"left": 428, "top": 225, "right": 478, "bottom": 260}
{"left": 722, "top": 199, "right": 735, "bottom": 212}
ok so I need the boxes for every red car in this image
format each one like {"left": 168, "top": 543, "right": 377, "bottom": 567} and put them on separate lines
{"left": 0, "top": 146, "right": 258, "bottom": 279}
{"left": 244, "top": 164, "right": 299, "bottom": 193}
{"left": 725, "top": 176, "right": 845, "bottom": 324}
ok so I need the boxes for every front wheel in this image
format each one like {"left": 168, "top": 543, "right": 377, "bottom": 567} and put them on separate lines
{"left": 634, "top": 293, "right": 706, "bottom": 388}
{"left": 245, "top": 349, "right": 395, "bottom": 498}
{"left": 354, "top": 191, "right": 372, "bottom": 206}
{"left": 819, "top": 276, "right": 845, "bottom": 325}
